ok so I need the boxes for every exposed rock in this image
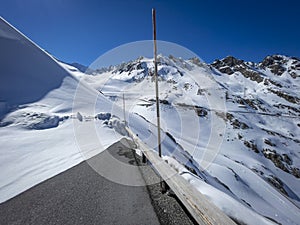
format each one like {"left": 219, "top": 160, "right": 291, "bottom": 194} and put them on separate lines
{"left": 223, "top": 56, "right": 244, "bottom": 67}
{"left": 183, "top": 83, "right": 191, "bottom": 90}
{"left": 269, "top": 64, "right": 286, "bottom": 76}
{"left": 216, "top": 112, "right": 250, "bottom": 129}
{"left": 260, "top": 56, "right": 275, "bottom": 67}
{"left": 273, "top": 103, "right": 300, "bottom": 115}
{"left": 197, "top": 88, "right": 205, "bottom": 95}
{"left": 238, "top": 68, "right": 264, "bottom": 83}
{"left": 282, "top": 154, "right": 292, "bottom": 165}
{"left": 237, "top": 133, "right": 243, "bottom": 140}
{"left": 291, "top": 168, "right": 300, "bottom": 178}
{"left": 219, "top": 66, "right": 234, "bottom": 75}
{"left": 225, "top": 113, "right": 250, "bottom": 129}
{"left": 211, "top": 56, "right": 264, "bottom": 82}
{"left": 262, "top": 149, "right": 299, "bottom": 178}
{"left": 264, "top": 139, "right": 276, "bottom": 147}
{"left": 263, "top": 79, "right": 269, "bottom": 85}
{"left": 148, "top": 98, "right": 170, "bottom": 105}
{"left": 266, "top": 79, "right": 283, "bottom": 88}
{"left": 261, "top": 55, "right": 287, "bottom": 67}
{"left": 240, "top": 98, "right": 260, "bottom": 110}
{"left": 262, "top": 128, "right": 300, "bottom": 144}
{"left": 259, "top": 55, "right": 290, "bottom": 76}
{"left": 194, "top": 106, "right": 208, "bottom": 117}
{"left": 251, "top": 168, "right": 264, "bottom": 176}
{"left": 262, "top": 148, "right": 288, "bottom": 172}
{"left": 96, "top": 112, "right": 111, "bottom": 120}
{"left": 244, "top": 140, "right": 259, "bottom": 153}
{"left": 269, "top": 89, "right": 299, "bottom": 104}
{"left": 267, "top": 175, "right": 288, "bottom": 195}
{"left": 288, "top": 71, "right": 298, "bottom": 79}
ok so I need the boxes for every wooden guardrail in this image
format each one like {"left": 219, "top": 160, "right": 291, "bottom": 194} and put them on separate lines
{"left": 127, "top": 128, "right": 236, "bottom": 225}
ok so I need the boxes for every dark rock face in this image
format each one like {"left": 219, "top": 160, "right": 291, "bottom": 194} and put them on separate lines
{"left": 269, "top": 89, "right": 300, "bottom": 104}
{"left": 211, "top": 54, "right": 299, "bottom": 83}
{"left": 267, "top": 175, "right": 288, "bottom": 195}
{"left": 260, "top": 56, "right": 275, "bottom": 67}
{"left": 211, "top": 56, "right": 264, "bottom": 83}
{"left": 262, "top": 149, "right": 300, "bottom": 178}
{"left": 211, "top": 56, "right": 244, "bottom": 72}
{"left": 244, "top": 140, "right": 259, "bottom": 153}
{"left": 259, "top": 55, "right": 300, "bottom": 77}
{"left": 222, "top": 56, "right": 244, "bottom": 67}
{"left": 288, "top": 59, "right": 300, "bottom": 78}
{"left": 215, "top": 112, "right": 250, "bottom": 130}
{"left": 269, "top": 64, "right": 286, "bottom": 76}
{"left": 194, "top": 106, "right": 208, "bottom": 117}
{"left": 273, "top": 104, "right": 300, "bottom": 116}
{"left": 263, "top": 149, "right": 289, "bottom": 172}
{"left": 239, "top": 68, "right": 264, "bottom": 83}
{"left": 260, "top": 55, "right": 286, "bottom": 67}
{"left": 219, "top": 66, "right": 234, "bottom": 75}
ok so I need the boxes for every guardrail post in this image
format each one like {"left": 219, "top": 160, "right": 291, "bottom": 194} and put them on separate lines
{"left": 142, "top": 152, "right": 147, "bottom": 163}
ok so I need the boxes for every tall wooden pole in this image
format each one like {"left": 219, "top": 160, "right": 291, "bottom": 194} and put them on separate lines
{"left": 152, "top": 8, "right": 162, "bottom": 158}
{"left": 123, "top": 93, "right": 126, "bottom": 125}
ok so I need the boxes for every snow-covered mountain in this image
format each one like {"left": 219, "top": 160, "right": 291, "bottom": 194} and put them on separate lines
{"left": 0, "top": 17, "right": 128, "bottom": 203}
{"left": 1, "top": 15, "right": 299, "bottom": 225}
{"left": 70, "top": 54, "right": 300, "bottom": 225}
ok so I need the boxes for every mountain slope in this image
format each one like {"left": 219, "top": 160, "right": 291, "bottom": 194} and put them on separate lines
{"left": 1, "top": 15, "right": 299, "bottom": 225}
{"left": 0, "top": 17, "right": 126, "bottom": 203}
{"left": 0, "top": 18, "right": 71, "bottom": 111}
{"left": 78, "top": 54, "right": 300, "bottom": 225}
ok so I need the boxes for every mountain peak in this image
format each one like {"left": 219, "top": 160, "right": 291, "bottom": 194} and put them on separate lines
{"left": 211, "top": 56, "right": 245, "bottom": 75}
{"left": 259, "top": 54, "right": 300, "bottom": 77}
{"left": 222, "top": 56, "right": 244, "bottom": 67}
{"left": 260, "top": 54, "right": 288, "bottom": 67}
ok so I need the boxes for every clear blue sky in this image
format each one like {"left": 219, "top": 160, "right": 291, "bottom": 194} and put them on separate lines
{"left": 1, "top": 0, "right": 300, "bottom": 66}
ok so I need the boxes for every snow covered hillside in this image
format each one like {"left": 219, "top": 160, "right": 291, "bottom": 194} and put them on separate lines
{"left": 0, "top": 17, "right": 127, "bottom": 203}
{"left": 73, "top": 54, "right": 300, "bottom": 225}
{"left": 1, "top": 15, "right": 299, "bottom": 225}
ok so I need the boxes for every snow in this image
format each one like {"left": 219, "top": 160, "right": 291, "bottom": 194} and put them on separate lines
{"left": 81, "top": 55, "right": 300, "bottom": 225}
{"left": 0, "top": 121, "right": 81, "bottom": 202}
{"left": 0, "top": 17, "right": 124, "bottom": 203}
{"left": 164, "top": 156, "right": 275, "bottom": 225}
{"left": 1, "top": 16, "right": 300, "bottom": 225}
{"left": 0, "top": 19, "right": 71, "bottom": 111}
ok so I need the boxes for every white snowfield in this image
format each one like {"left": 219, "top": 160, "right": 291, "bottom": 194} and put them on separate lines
{"left": 0, "top": 16, "right": 300, "bottom": 225}
{"left": 0, "top": 17, "right": 125, "bottom": 203}
{"left": 76, "top": 54, "right": 300, "bottom": 225}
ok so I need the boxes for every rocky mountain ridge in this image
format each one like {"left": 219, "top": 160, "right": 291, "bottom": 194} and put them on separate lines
{"left": 62, "top": 53, "right": 300, "bottom": 224}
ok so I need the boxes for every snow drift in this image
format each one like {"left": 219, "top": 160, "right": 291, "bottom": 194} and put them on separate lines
{"left": 0, "top": 17, "right": 124, "bottom": 203}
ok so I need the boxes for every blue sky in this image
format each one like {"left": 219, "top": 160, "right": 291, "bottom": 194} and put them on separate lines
{"left": 1, "top": 0, "right": 300, "bottom": 66}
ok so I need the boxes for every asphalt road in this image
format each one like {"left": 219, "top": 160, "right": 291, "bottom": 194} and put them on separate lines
{"left": 0, "top": 139, "right": 160, "bottom": 225}
{"left": 0, "top": 139, "right": 195, "bottom": 225}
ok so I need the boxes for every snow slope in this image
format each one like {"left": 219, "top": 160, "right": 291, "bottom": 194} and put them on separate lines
{"left": 79, "top": 55, "right": 300, "bottom": 225}
{"left": 1, "top": 16, "right": 299, "bottom": 225}
{"left": 0, "top": 17, "right": 125, "bottom": 202}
